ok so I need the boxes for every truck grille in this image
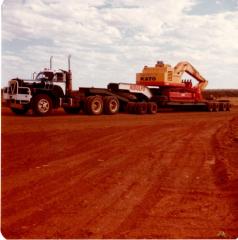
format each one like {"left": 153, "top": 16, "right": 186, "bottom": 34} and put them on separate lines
{"left": 9, "top": 81, "right": 18, "bottom": 94}
{"left": 19, "top": 88, "right": 30, "bottom": 94}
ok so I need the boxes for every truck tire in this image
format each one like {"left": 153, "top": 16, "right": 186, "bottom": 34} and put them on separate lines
{"left": 104, "top": 96, "right": 119, "bottom": 115}
{"left": 64, "top": 107, "right": 81, "bottom": 114}
{"left": 135, "top": 102, "right": 147, "bottom": 114}
{"left": 86, "top": 96, "right": 103, "bottom": 115}
{"left": 32, "top": 94, "right": 53, "bottom": 116}
{"left": 83, "top": 96, "right": 93, "bottom": 114}
{"left": 147, "top": 102, "right": 158, "bottom": 114}
{"left": 11, "top": 106, "right": 29, "bottom": 115}
{"left": 126, "top": 102, "right": 136, "bottom": 114}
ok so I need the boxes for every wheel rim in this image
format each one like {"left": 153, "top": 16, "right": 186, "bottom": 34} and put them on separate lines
{"left": 92, "top": 100, "right": 102, "bottom": 114}
{"left": 141, "top": 103, "right": 147, "bottom": 113}
{"left": 109, "top": 100, "right": 118, "bottom": 112}
{"left": 38, "top": 99, "right": 50, "bottom": 113}
{"left": 208, "top": 105, "right": 213, "bottom": 112}
{"left": 152, "top": 105, "right": 157, "bottom": 113}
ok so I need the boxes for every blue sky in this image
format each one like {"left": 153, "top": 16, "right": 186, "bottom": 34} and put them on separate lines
{"left": 2, "top": 0, "right": 238, "bottom": 89}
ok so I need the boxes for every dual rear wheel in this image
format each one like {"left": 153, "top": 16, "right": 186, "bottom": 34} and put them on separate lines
{"left": 126, "top": 102, "right": 157, "bottom": 114}
{"left": 84, "top": 95, "right": 119, "bottom": 115}
{"left": 83, "top": 97, "right": 156, "bottom": 115}
{"left": 207, "top": 102, "right": 230, "bottom": 112}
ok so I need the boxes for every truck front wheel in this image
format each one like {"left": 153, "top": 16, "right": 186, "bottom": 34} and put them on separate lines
{"left": 32, "top": 94, "right": 53, "bottom": 116}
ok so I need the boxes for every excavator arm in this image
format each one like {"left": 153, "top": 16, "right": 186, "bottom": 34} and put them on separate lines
{"left": 174, "top": 61, "right": 208, "bottom": 90}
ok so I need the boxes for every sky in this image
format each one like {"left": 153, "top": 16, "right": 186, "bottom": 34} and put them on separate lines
{"left": 1, "top": 0, "right": 238, "bottom": 89}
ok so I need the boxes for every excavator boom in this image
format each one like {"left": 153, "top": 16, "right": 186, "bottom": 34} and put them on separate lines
{"left": 174, "top": 61, "right": 208, "bottom": 90}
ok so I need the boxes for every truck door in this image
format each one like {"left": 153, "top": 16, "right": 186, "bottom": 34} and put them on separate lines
{"left": 53, "top": 72, "right": 66, "bottom": 95}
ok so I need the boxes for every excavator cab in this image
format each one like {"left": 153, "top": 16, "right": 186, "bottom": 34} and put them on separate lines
{"left": 136, "top": 61, "right": 183, "bottom": 87}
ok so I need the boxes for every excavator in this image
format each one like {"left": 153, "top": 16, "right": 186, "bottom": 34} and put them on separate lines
{"left": 136, "top": 60, "right": 230, "bottom": 111}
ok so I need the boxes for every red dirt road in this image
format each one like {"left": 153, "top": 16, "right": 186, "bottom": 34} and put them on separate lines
{"left": 1, "top": 108, "right": 238, "bottom": 238}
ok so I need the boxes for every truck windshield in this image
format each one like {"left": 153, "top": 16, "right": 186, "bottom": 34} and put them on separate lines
{"left": 36, "top": 71, "right": 54, "bottom": 81}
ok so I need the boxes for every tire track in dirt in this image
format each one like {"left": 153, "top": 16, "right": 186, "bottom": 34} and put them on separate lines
{"left": 210, "top": 116, "right": 238, "bottom": 238}
{"left": 105, "top": 123, "right": 211, "bottom": 238}
{"left": 1, "top": 123, "right": 162, "bottom": 233}
{"left": 48, "top": 124, "right": 203, "bottom": 237}
{"left": 2, "top": 125, "right": 178, "bottom": 237}
{"left": 2, "top": 123, "right": 192, "bottom": 238}
{"left": 2, "top": 128, "right": 142, "bottom": 215}
{"left": 106, "top": 120, "right": 237, "bottom": 238}
{"left": 2, "top": 108, "right": 238, "bottom": 238}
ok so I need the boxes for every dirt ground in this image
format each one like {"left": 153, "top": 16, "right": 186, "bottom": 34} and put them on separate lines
{"left": 1, "top": 107, "right": 238, "bottom": 239}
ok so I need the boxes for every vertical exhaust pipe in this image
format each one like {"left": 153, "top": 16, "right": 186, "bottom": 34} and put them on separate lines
{"left": 66, "top": 55, "right": 72, "bottom": 96}
{"left": 50, "top": 56, "right": 53, "bottom": 69}
{"left": 68, "top": 54, "right": 71, "bottom": 71}
{"left": 32, "top": 72, "right": 37, "bottom": 80}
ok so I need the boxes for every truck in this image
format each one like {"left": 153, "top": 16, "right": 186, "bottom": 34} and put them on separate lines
{"left": 2, "top": 56, "right": 231, "bottom": 116}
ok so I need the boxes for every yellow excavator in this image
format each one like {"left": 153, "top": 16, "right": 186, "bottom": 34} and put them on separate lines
{"left": 135, "top": 60, "right": 230, "bottom": 111}
{"left": 136, "top": 60, "right": 208, "bottom": 90}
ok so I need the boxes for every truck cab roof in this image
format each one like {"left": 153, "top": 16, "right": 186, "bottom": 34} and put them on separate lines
{"left": 35, "top": 69, "right": 66, "bottom": 82}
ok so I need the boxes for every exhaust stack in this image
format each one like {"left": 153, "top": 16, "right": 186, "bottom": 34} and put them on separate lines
{"left": 32, "top": 72, "right": 37, "bottom": 80}
{"left": 66, "top": 55, "right": 72, "bottom": 96}
{"left": 50, "top": 56, "right": 53, "bottom": 69}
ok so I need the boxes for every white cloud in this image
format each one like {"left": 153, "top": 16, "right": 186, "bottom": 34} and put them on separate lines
{"left": 2, "top": 0, "right": 238, "bottom": 89}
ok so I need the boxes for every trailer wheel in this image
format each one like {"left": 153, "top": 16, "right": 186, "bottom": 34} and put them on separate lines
{"left": 11, "top": 106, "right": 29, "bottom": 115}
{"left": 104, "top": 96, "right": 119, "bottom": 115}
{"left": 32, "top": 94, "right": 52, "bottom": 116}
{"left": 219, "top": 103, "right": 224, "bottom": 111}
{"left": 213, "top": 103, "right": 219, "bottom": 112}
{"left": 126, "top": 102, "right": 136, "bottom": 114}
{"left": 86, "top": 96, "right": 103, "bottom": 115}
{"left": 83, "top": 96, "right": 93, "bottom": 114}
{"left": 147, "top": 102, "right": 158, "bottom": 114}
{"left": 135, "top": 102, "right": 147, "bottom": 114}
{"left": 207, "top": 103, "right": 213, "bottom": 112}
{"left": 64, "top": 107, "right": 81, "bottom": 114}
{"left": 225, "top": 103, "right": 231, "bottom": 111}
